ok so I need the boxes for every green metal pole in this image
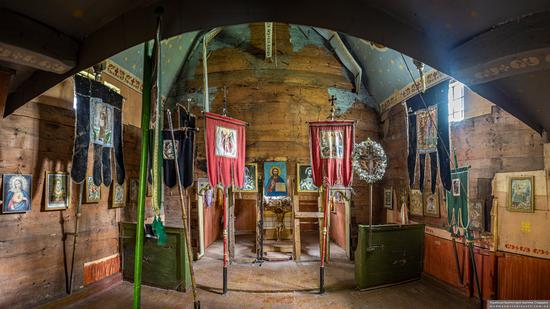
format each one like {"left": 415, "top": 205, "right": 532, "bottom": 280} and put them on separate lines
{"left": 133, "top": 40, "right": 153, "bottom": 309}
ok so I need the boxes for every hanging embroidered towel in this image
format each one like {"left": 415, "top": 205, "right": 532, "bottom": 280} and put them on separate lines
{"left": 71, "top": 75, "right": 125, "bottom": 186}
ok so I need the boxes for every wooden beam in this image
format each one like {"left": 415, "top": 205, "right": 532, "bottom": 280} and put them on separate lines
{"left": 0, "top": 9, "right": 77, "bottom": 74}
{"left": 293, "top": 196, "right": 299, "bottom": 261}
{"left": 294, "top": 218, "right": 301, "bottom": 261}
{"left": 294, "top": 211, "right": 324, "bottom": 219}
{"left": 3, "top": 0, "right": 445, "bottom": 117}
{"left": 451, "top": 11, "right": 550, "bottom": 85}
{"left": 469, "top": 82, "right": 544, "bottom": 134}
{"left": 0, "top": 68, "right": 13, "bottom": 117}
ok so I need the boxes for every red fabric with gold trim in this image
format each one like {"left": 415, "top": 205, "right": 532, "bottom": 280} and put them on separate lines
{"left": 204, "top": 112, "right": 247, "bottom": 188}
{"left": 309, "top": 121, "right": 355, "bottom": 187}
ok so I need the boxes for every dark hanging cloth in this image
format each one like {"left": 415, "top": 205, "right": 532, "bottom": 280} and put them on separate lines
{"left": 179, "top": 108, "right": 196, "bottom": 189}
{"left": 92, "top": 144, "right": 102, "bottom": 185}
{"left": 147, "top": 109, "right": 196, "bottom": 188}
{"left": 71, "top": 75, "right": 125, "bottom": 185}
{"left": 406, "top": 80, "right": 451, "bottom": 192}
{"left": 113, "top": 106, "right": 125, "bottom": 183}
{"left": 429, "top": 151, "right": 438, "bottom": 194}
{"left": 418, "top": 153, "right": 426, "bottom": 191}
{"left": 407, "top": 110, "right": 417, "bottom": 187}
{"left": 72, "top": 89, "right": 91, "bottom": 184}
{"left": 161, "top": 130, "right": 185, "bottom": 188}
{"left": 102, "top": 148, "right": 112, "bottom": 186}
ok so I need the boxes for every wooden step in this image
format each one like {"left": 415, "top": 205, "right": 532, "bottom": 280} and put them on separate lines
{"left": 263, "top": 240, "right": 294, "bottom": 253}
{"left": 264, "top": 251, "right": 292, "bottom": 261}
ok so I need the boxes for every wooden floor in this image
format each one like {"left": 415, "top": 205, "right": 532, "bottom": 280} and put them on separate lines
{"left": 47, "top": 233, "right": 478, "bottom": 308}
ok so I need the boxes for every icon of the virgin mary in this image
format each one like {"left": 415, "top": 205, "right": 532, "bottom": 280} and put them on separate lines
{"left": 6, "top": 176, "right": 31, "bottom": 212}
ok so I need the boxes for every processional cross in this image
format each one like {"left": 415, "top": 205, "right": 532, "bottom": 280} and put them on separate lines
{"left": 329, "top": 95, "right": 336, "bottom": 120}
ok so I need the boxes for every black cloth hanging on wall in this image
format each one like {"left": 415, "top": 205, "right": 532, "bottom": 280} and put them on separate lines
{"left": 71, "top": 75, "right": 125, "bottom": 185}
{"left": 406, "top": 80, "right": 451, "bottom": 192}
{"left": 179, "top": 108, "right": 196, "bottom": 189}
{"left": 148, "top": 108, "right": 196, "bottom": 188}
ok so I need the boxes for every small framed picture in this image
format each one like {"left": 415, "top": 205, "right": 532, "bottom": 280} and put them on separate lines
{"left": 409, "top": 189, "right": 423, "bottom": 216}
{"left": 329, "top": 188, "right": 348, "bottom": 214}
{"left": 197, "top": 178, "right": 215, "bottom": 208}
{"left": 85, "top": 176, "right": 101, "bottom": 203}
{"left": 90, "top": 98, "right": 114, "bottom": 147}
{"left": 236, "top": 163, "right": 258, "bottom": 192}
{"left": 384, "top": 187, "right": 393, "bottom": 209}
{"left": 297, "top": 163, "right": 319, "bottom": 193}
{"left": 111, "top": 181, "right": 127, "bottom": 208}
{"left": 423, "top": 191, "right": 440, "bottom": 217}
{"left": 45, "top": 171, "right": 71, "bottom": 211}
{"left": 2, "top": 174, "right": 32, "bottom": 213}
{"left": 452, "top": 178, "right": 461, "bottom": 197}
{"left": 508, "top": 176, "right": 534, "bottom": 213}
{"left": 129, "top": 178, "right": 139, "bottom": 203}
{"left": 263, "top": 161, "right": 288, "bottom": 197}
{"left": 470, "top": 200, "right": 484, "bottom": 231}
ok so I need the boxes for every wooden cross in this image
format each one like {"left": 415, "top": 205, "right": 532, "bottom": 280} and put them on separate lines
{"left": 329, "top": 95, "right": 336, "bottom": 120}
{"left": 222, "top": 86, "right": 228, "bottom": 116}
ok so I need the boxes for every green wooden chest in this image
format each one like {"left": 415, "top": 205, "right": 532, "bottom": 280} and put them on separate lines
{"left": 120, "top": 222, "right": 191, "bottom": 291}
{"left": 355, "top": 224, "right": 424, "bottom": 289}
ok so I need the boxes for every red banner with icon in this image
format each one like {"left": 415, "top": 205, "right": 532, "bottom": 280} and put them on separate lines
{"left": 204, "top": 112, "right": 247, "bottom": 188}
{"left": 309, "top": 121, "right": 355, "bottom": 187}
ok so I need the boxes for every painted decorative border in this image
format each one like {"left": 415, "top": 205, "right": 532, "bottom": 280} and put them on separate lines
{"left": 380, "top": 69, "right": 449, "bottom": 113}
{"left": 0, "top": 42, "right": 73, "bottom": 74}
{"left": 104, "top": 59, "right": 143, "bottom": 93}
{"left": 453, "top": 47, "right": 550, "bottom": 86}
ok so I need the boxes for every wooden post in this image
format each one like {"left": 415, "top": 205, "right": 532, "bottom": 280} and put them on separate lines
{"left": 544, "top": 143, "right": 550, "bottom": 215}
{"left": 133, "top": 40, "right": 152, "bottom": 309}
{"left": 167, "top": 109, "right": 200, "bottom": 308}
{"left": 319, "top": 183, "right": 330, "bottom": 294}
{"left": 255, "top": 176, "right": 264, "bottom": 263}
{"left": 229, "top": 187, "right": 235, "bottom": 262}
{"left": 293, "top": 196, "right": 301, "bottom": 261}
{"left": 223, "top": 188, "right": 229, "bottom": 294}
{"left": 68, "top": 183, "right": 84, "bottom": 294}
{"left": 367, "top": 183, "right": 374, "bottom": 251}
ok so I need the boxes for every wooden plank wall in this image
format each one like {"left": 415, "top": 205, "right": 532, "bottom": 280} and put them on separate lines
{"left": 382, "top": 84, "right": 547, "bottom": 301}
{"left": 0, "top": 103, "right": 126, "bottom": 308}
{"left": 0, "top": 72, "right": 145, "bottom": 308}
{"left": 381, "top": 89, "right": 544, "bottom": 230}
{"left": 451, "top": 106, "right": 544, "bottom": 204}
{"left": 424, "top": 234, "right": 497, "bottom": 300}
{"left": 497, "top": 252, "right": 550, "bottom": 300}
{"left": 329, "top": 200, "right": 346, "bottom": 249}
{"left": 235, "top": 199, "right": 256, "bottom": 233}
{"left": 425, "top": 233, "right": 550, "bottom": 301}
{"left": 166, "top": 24, "right": 382, "bottom": 248}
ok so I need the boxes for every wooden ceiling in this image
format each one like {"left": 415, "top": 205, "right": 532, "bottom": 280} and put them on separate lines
{"left": 1, "top": 0, "right": 549, "bottom": 134}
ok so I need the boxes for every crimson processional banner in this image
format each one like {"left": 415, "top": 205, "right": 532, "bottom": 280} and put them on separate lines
{"left": 309, "top": 121, "right": 355, "bottom": 187}
{"left": 205, "top": 112, "right": 247, "bottom": 188}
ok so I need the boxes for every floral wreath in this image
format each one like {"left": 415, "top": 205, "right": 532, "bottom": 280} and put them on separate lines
{"left": 352, "top": 138, "right": 387, "bottom": 184}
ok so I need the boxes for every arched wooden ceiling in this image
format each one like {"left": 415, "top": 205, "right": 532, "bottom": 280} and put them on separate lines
{"left": 1, "top": 0, "right": 549, "bottom": 134}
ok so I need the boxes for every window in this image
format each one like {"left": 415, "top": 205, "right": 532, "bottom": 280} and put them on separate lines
{"left": 448, "top": 80, "right": 465, "bottom": 122}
